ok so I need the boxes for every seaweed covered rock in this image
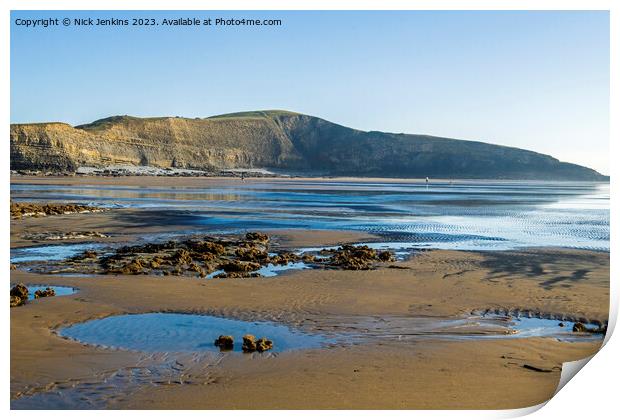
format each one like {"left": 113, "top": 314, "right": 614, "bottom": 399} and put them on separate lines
{"left": 10, "top": 284, "right": 29, "bottom": 307}
{"left": 256, "top": 337, "right": 274, "bottom": 352}
{"left": 270, "top": 252, "right": 300, "bottom": 265}
{"left": 41, "top": 230, "right": 397, "bottom": 279}
{"left": 214, "top": 271, "right": 262, "bottom": 279}
{"left": 246, "top": 232, "right": 269, "bottom": 242}
{"left": 242, "top": 334, "right": 257, "bottom": 352}
{"left": 34, "top": 287, "right": 56, "bottom": 299}
{"left": 10, "top": 295, "right": 23, "bottom": 307}
{"left": 191, "top": 241, "right": 226, "bottom": 255}
{"left": 378, "top": 250, "right": 396, "bottom": 262}
{"left": 326, "top": 245, "right": 395, "bottom": 270}
{"left": 241, "top": 335, "right": 273, "bottom": 352}
{"left": 115, "top": 259, "right": 146, "bottom": 275}
{"left": 169, "top": 249, "right": 193, "bottom": 265}
{"left": 214, "top": 335, "right": 234, "bottom": 350}
{"left": 11, "top": 283, "right": 29, "bottom": 301}
{"left": 220, "top": 260, "right": 261, "bottom": 273}
{"left": 82, "top": 250, "right": 98, "bottom": 259}
{"left": 573, "top": 322, "right": 607, "bottom": 334}
{"left": 10, "top": 202, "right": 102, "bottom": 219}
{"left": 301, "top": 253, "right": 316, "bottom": 263}
{"left": 573, "top": 322, "right": 587, "bottom": 332}
{"left": 235, "top": 246, "right": 268, "bottom": 262}
{"left": 329, "top": 245, "right": 376, "bottom": 270}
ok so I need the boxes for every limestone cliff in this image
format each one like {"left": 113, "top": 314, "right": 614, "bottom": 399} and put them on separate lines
{"left": 10, "top": 110, "right": 606, "bottom": 180}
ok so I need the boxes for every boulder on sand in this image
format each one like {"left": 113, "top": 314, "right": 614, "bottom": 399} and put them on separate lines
{"left": 245, "top": 232, "right": 269, "bottom": 243}
{"left": 34, "top": 287, "right": 56, "bottom": 299}
{"left": 378, "top": 250, "right": 396, "bottom": 262}
{"left": 10, "top": 295, "right": 22, "bottom": 307}
{"left": 242, "top": 334, "right": 257, "bottom": 352}
{"left": 11, "top": 283, "right": 29, "bottom": 301}
{"left": 573, "top": 322, "right": 587, "bottom": 332}
{"left": 220, "top": 260, "right": 261, "bottom": 273}
{"left": 10, "top": 283, "right": 29, "bottom": 307}
{"left": 214, "top": 335, "right": 234, "bottom": 350}
{"left": 242, "top": 334, "right": 273, "bottom": 352}
{"left": 573, "top": 321, "right": 607, "bottom": 334}
{"left": 236, "top": 246, "right": 268, "bottom": 262}
{"left": 256, "top": 337, "right": 274, "bottom": 352}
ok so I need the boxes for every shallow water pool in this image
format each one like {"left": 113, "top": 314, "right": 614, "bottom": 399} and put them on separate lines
{"left": 10, "top": 243, "right": 104, "bottom": 263}
{"left": 10, "top": 285, "right": 77, "bottom": 300}
{"left": 58, "top": 313, "right": 332, "bottom": 353}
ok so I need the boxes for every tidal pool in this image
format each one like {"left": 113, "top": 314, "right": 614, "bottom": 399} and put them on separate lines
{"left": 10, "top": 243, "right": 104, "bottom": 263}
{"left": 445, "top": 315, "right": 604, "bottom": 341}
{"left": 57, "top": 312, "right": 603, "bottom": 357}
{"left": 206, "top": 262, "right": 310, "bottom": 279}
{"left": 58, "top": 313, "right": 332, "bottom": 353}
{"left": 255, "top": 261, "right": 310, "bottom": 277}
{"left": 10, "top": 285, "right": 76, "bottom": 300}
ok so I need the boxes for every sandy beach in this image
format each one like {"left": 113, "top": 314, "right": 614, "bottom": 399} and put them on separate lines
{"left": 10, "top": 176, "right": 609, "bottom": 409}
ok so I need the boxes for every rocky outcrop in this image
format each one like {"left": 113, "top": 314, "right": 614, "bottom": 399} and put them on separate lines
{"left": 10, "top": 110, "right": 607, "bottom": 180}
{"left": 10, "top": 202, "right": 103, "bottom": 219}
{"left": 572, "top": 321, "right": 607, "bottom": 334}
{"left": 241, "top": 335, "right": 273, "bottom": 352}
{"left": 24, "top": 232, "right": 397, "bottom": 277}
{"left": 10, "top": 284, "right": 29, "bottom": 307}
{"left": 328, "top": 245, "right": 396, "bottom": 270}
{"left": 214, "top": 335, "right": 234, "bottom": 350}
{"left": 34, "top": 287, "right": 56, "bottom": 299}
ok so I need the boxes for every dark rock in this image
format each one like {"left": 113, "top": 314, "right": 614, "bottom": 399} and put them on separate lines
{"left": 256, "top": 337, "right": 273, "bottom": 352}
{"left": 10, "top": 284, "right": 29, "bottom": 307}
{"left": 378, "top": 250, "right": 396, "bottom": 262}
{"left": 191, "top": 241, "right": 226, "bottom": 255}
{"left": 10, "top": 202, "right": 102, "bottom": 219}
{"left": 34, "top": 287, "right": 56, "bottom": 299}
{"left": 169, "top": 249, "right": 193, "bottom": 265}
{"left": 10, "top": 283, "right": 29, "bottom": 301}
{"left": 246, "top": 232, "right": 269, "bottom": 242}
{"left": 573, "top": 322, "right": 588, "bottom": 332}
{"left": 573, "top": 321, "right": 607, "bottom": 334}
{"left": 10, "top": 295, "right": 23, "bottom": 307}
{"left": 214, "top": 335, "right": 234, "bottom": 350}
{"left": 236, "top": 247, "right": 268, "bottom": 262}
{"left": 82, "top": 250, "right": 98, "bottom": 259}
{"left": 242, "top": 334, "right": 257, "bottom": 352}
{"left": 220, "top": 260, "right": 261, "bottom": 273}
{"left": 301, "top": 253, "right": 316, "bottom": 263}
{"left": 270, "top": 252, "right": 300, "bottom": 265}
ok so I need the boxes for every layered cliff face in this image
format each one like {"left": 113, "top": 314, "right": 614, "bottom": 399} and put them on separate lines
{"left": 10, "top": 110, "right": 606, "bottom": 180}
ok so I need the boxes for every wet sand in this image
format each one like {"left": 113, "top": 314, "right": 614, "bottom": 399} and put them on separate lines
{"left": 11, "top": 175, "right": 453, "bottom": 187}
{"left": 9, "top": 176, "right": 609, "bottom": 409}
{"left": 10, "top": 249, "right": 608, "bottom": 408}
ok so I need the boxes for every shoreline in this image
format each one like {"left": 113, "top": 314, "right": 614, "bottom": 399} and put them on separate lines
{"left": 11, "top": 174, "right": 610, "bottom": 186}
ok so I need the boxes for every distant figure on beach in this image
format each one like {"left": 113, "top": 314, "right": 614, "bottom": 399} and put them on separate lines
{"left": 425, "top": 177, "right": 429, "bottom": 184}
{"left": 241, "top": 173, "right": 245, "bottom": 182}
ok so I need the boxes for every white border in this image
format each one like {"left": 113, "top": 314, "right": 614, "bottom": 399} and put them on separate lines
{"left": 2, "top": 1, "right": 616, "bottom": 419}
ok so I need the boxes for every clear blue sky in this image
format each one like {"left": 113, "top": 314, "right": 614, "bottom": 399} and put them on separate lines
{"left": 11, "top": 10, "right": 609, "bottom": 174}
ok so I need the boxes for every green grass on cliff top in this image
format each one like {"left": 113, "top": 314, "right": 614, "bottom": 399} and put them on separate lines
{"left": 207, "top": 110, "right": 301, "bottom": 120}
